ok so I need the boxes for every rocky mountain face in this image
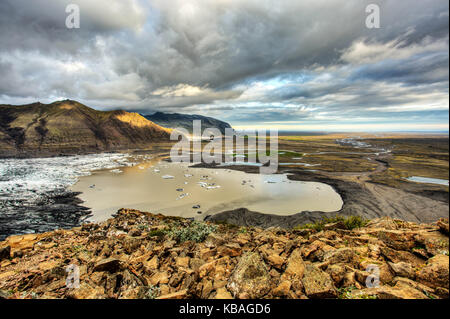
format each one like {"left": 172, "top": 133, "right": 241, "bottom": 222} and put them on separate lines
{"left": 144, "top": 112, "right": 232, "bottom": 135}
{"left": 0, "top": 100, "right": 171, "bottom": 157}
{"left": 0, "top": 209, "right": 448, "bottom": 299}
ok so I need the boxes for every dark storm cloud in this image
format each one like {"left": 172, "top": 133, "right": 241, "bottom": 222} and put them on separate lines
{"left": 350, "top": 51, "right": 449, "bottom": 85}
{"left": 0, "top": 0, "right": 448, "bottom": 130}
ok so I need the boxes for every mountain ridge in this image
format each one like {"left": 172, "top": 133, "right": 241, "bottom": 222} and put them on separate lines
{"left": 144, "top": 111, "right": 232, "bottom": 135}
{"left": 0, "top": 100, "right": 171, "bottom": 157}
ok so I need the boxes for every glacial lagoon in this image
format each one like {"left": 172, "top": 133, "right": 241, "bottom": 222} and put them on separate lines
{"left": 71, "top": 157, "right": 343, "bottom": 222}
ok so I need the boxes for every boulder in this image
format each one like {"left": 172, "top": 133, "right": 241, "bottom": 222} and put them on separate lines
{"left": 283, "top": 248, "right": 305, "bottom": 278}
{"left": 0, "top": 246, "right": 11, "bottom": 261}
{"left": 92, "top": 258, "right": 122, "bottom": 273}
{"left": 149, "top": 271, "right": 170, "bottom": 285}
{"left": 199, "top": 248, "right": 216, "bottom": 260}
{"left": 302, "top": 264, "right": 337, "bottom": 298}
{"left": 67, "top": 283, "right": 106, "bottom": 299}
{"left": 38, "top": 260, "right": 60, "bottom": 272}
{"left": 175, "top": 256, "right": 190, "bottom": 268}
{"left": 128, "top": 228, "right": 142, "bottom": 237}
{"left": 217, "top": 244, "right": 242, "bottom": 257}
{"left": 437, "top": 218, "right": 449, "bottom": 235}
{"left": 215, "top": 287, "right": 233, "bottom": 299}
{"left": 143, "top": 256, "right": 159, "bottom": 273}
{"left": 200, "top": 279, "right": 214, "bottom": 298}
{"left": 392, "top": 277, "right": 437, "bottom": 297}
{"left": 359, "top": 260, "right": 394, "bottom": 284}
{"left": 326, "top": 264, "right": 346, "bottom": 286}
{"left": 123, "top": 236, "right": 141, "bottom": 254}
{"left": 205, "top": 233, "right": 225, "bottom": 247}
{"left": 416, "top": 254, "right": 449, "bottom": 289}
{"left": 351, "top": 285, "right": 428, "bottom": 299}
{"left": 302, "top": 240, "right": 335, "bottom": 261}
{"left": 388, "top": 262, "right": 415, "bottom": 279}
{"left": 198, "top": 260, "right": 218, "bottom": 278}
{"left": 380, "top": 247, "right": 426, "bottom": 267}
{"left": 157, "top": 289, "right": 188, "bottom": 299}
{"left": 0, "top": 289, "right": 12, "bottom": 299}
{"left": 227, "top": 252, "right": 271, "bottom": 298}
{"left": 265, "top": 253, "right": 285, "bottom": 269}
{"left": 323, "top": 248, "right": 357, "bottom": 266}
{"left": 376, "top": 230, "right": 416, "bottom": 250}
{"left": 342, "top": 271, "right": 360, "bottom": 288}
{"left": 272, "top": 280, "right": 292, "bottom": 297}
{"left": 414, "top": 231, "right": 449, "bottom": 256}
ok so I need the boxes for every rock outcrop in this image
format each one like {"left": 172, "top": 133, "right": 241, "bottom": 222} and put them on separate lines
{"left": 0, "top": 209, "right": 448, "bottom": 299}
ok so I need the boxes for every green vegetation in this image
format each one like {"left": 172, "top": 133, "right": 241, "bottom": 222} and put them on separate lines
{"left": 238, "top": 227, "right": 248, "bottom": 234}
{"left": 143, "top": 285, "right": 160, "bottom": 299}
{"left": 147, "top": 229, "right": 167, "bottom": 239}
{"left": 337, "top": 286, "right": 356, "bottom": 299}
{"left": 167, "top": 221, "right": 217, "bottom": 243}
{"left": 295, "top": 215, "right": 368, "bottom": 232}
{"left": 338, "top": 286, "right": 377, "bottom": 299}
{"left": 279, "top": 150, "right": 303, "bottom": 157}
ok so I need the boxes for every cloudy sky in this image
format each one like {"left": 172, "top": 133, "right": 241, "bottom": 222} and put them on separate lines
{"left": 0, "top": 0, "right": 448, "bottom": 131}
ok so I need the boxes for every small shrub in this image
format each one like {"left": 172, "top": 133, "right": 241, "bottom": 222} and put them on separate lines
{"left": 295, "top": 215, "right": 368, "bottom": 232}
{"left": 238, "top": 227, "right": 248, "bottom": 234}
{"left": 338, "top": 286, "right": 377, "bottom": 299}
{"left": 147, "top": 229, "right": 167, "bottom": 238}
{"left": 167, "top": 221, "right": 217, "bottom": 243}
{"left": 144, "top": 286, "right": 160, "bottom": 299}
{"left": 343, "top": 216, "right": 368, "bottom": 230}
{"left": 338, "top": 286, "right": 356, "bottom": 299}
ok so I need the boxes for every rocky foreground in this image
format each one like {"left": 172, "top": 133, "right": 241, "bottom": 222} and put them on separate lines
{"left": 0, "top": 209, "right": 448, "bottom": 299}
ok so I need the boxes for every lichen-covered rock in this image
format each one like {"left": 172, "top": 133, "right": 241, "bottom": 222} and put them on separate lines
{"left": 380, "top": 247, "right": 426, "bottom": 267}
{"left": 414, "top": 231, "right": 449, "bottom": 256}
{"left": 351, "top": 285, "right": 428, "bottom": 299}
{"left": 157, "top": 289, "right": 188, "bottom": 299}
{"left": 215, "top": 287, "right": 233, "bottom": 299}
{"left": 323, "top": 248, "right": 357, "bottom": 266}
{"left": 283, "top": 248, "right": 305, "bottom": 278}
{"left": 388, "top": 262, "right": 415, "bottom": 279}
{"left": 272, "top": 280, "right": 291, "bottom": 297}
{"left": 227, "top": 252, "right": 271, "bottom": 298}
{"left": 376, "top": 230, "right": 416, "bottom": 250}
{"left": 416, "top": 254, "right": 449, "bottom": 289}
{"left": 302, "top": 264, "right": 337, "bottom": 298}
{"left": 326, "top": 264, "right": 347, "bottom": 286}
{"left": 67, "top": 283, "right": 106, "bottom": 299}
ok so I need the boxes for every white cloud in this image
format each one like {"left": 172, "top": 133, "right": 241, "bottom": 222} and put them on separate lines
{"left": 341, "top": 36, "right": 449, "bottom": 65}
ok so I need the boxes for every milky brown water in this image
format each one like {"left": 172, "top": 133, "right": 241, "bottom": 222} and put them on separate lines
{"left": 71, "top": 157, "right": 343, "bottom": 222}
